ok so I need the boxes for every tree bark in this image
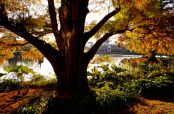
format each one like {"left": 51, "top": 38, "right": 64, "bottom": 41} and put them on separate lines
{"left": 52, "top": 52, "right": 89, "bottom": 99}
{"left": 50, "top": 0, "right": 90, "bottom": 98}
{"left": 142, "top": 51, "right": 156, "bottom": 61}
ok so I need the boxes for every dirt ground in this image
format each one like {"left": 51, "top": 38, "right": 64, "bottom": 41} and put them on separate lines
{"left": 0, "top": 88, "right": 55, "bottom": 114}
{"left": 0, "top": 88, "right": 174, "bottom": 114}
{"left": 128, "top": 97, "right": 174, "bottom": 113}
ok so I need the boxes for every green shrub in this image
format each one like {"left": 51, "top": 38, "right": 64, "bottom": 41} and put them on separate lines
{"left": 95, "top": 84, "right": 134, "bottom": 112}
{"left": 111, "top": 65, "right": 127, "bottom": 74}
{"left": 16, "top": 98, "right": 48, "bottom": 114}
{"left": 97, "top": 81, "right": 115, "bottom": 89}
{"left": 126, "top": 75, "right": 174, "bottom": 97}
{"left": 137, "top": 62, "right": 157, "bottom": 74}
{"left": 32, "top": 74, "right": 44, "bottom": 82}
{"left": 88, "top": 65, "right": 127, "bottom": 88}
{"left": 33, "top": 78, "right": 57, "bottom": 87}
{"left": 4, "top": 65, "right": 35, "bottom": 82}
{"left": 0, "top": 79, "right": 23, "bottom": 92}
{"left": 90, "top": 55, "right": 114, "bottom": 64}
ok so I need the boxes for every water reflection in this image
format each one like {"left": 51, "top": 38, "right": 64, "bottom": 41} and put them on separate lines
{"left": 7, "top": 52, "right": 43, "bottom": 67}
{"left": 0, "top": 52, "right": 54, "bottom": 81}
{"left": 87, "top": 54, "right": 142, "bottom": 73}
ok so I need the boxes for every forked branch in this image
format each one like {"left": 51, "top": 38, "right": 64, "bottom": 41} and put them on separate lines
{"left": 84, "top": 8, "right": 121, "bottom": 43}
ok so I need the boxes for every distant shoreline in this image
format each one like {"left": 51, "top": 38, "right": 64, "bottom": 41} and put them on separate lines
{"left": 95, "top": 52, "right": 170, "bottom": 57}
{"left": 96, "top": 52, "right": 142, "bottom": 55}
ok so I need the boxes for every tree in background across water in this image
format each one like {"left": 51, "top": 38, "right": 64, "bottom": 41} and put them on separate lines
{"left": 0, "top": 29, "right": 43, "bottom": 66}
{"left": 115, "top": 0, "right": 174, "bottom": 61}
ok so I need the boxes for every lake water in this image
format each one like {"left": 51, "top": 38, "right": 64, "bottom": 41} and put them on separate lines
{"left": 0, "top": 54, "right": 143, "bottom": 81}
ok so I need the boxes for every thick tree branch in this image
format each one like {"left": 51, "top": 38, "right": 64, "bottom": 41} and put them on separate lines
{"left": 85, "top": 29, "right": 127, "bottom": 63}
{"left": 48, "top": 0, "right": 63, "bottom": 49}
{"left": 0, "top": 3, "right": 7, "bottom": 23}
{"left": 86, "top": 33, "right": 113, "bottom": 61}
{"left": 44, "top": 23, "right": 52, "bottom": 28}
{"left": 48, "top": 0, "right": 58, "bottom": 31}
{"left": 11, "top": 42, "right": 28, "bottom": 47}
{"left": 84, "top": 8, "right": 121, "bottom": 43}
{"left": 0, "top": 13, "right": 59, "bottom": 64}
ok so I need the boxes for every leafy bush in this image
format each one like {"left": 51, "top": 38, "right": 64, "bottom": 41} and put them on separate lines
{"left": 111, "top": 65, "right": 127, "bottom": 74}
{"left": 1, "top": 65, "right": 57, "bottom": 91}
{"left": 32, "top": 78, "right": 57, "bottom": 87}
{"left": 90, "top": 55, "right": 114, "bottom": 64}
{"left": 95, "top": 87, "right": 133, "bottom": 112}
{"left": 0, "top": 79, "right": 23, "bottom": 92}
{"left": 16, "top": 98, "right": 48, "bottom": 114}
{"left": 4, "top": 65, "right": 35, "bottom": 81}
{"left": 126, "top": 75, "right": 174, "bottom": 97}
{"left": 32, "top": 74, "right": 44, "bottom": 82}
{"left": 88, "top": 64, "right": 127, "bottom": 88}
{"left": 97, "top": 81, "right": 115, "bottom": 89}
{"left": 137, "top": 62, "right": 157, "bottom": 74}
{"left": 89, "top": 58, "right": 174, "bottom": 98}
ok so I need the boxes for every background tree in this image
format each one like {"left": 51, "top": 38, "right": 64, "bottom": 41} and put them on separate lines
{"left": 116, "top": 0, "right": 174, "bottom": 60}
{"left": 0, "top": 30, "right": 28, "bottom": 65}
{"left": 0, "top": 0, "right": 164, "bottom": 98}
{"left": 0, "top": 29, "right": 44, "bottom": 66}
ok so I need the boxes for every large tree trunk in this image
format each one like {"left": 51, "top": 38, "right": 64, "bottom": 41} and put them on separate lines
{"left": 49, "top": 0, "right": 90, "bottom": 99}
{"left": 51, "top": 48, "right": 90, "bottom": 99}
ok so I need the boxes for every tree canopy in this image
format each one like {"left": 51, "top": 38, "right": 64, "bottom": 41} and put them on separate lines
{"left": 115, "top": 0, "right": 174, "bottom": 58}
